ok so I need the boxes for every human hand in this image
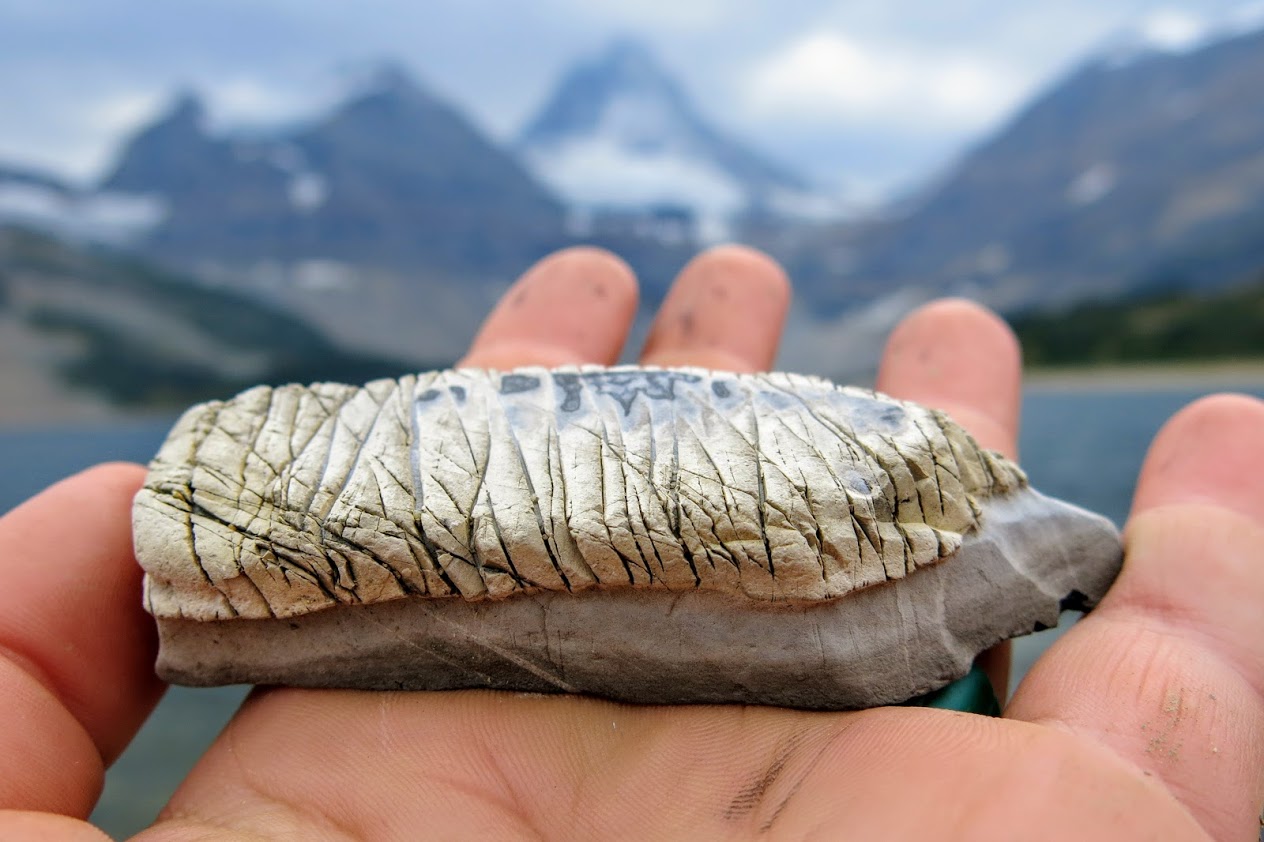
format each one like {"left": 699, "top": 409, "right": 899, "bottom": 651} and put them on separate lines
{"left": 0, "top": 246, "right": 1261, "bottom": 840}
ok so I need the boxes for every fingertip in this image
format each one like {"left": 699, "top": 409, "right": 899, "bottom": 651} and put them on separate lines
{"left": 1010, "top": 391, "right": 1264, "bottom": 836}
{"left": 877, "top": 298, "right": 1021, "bottom": 456}
{"left": 0, "top": 810, "right": 111, "bottom": 840}
{"left": 75, "top": 462, "right": 148, "bottom": 507}
{"left": 694, "top": 244, "right": 792, "bottom": 298}
{"left": 463, "top": 247, "right": 639, "bottom": 368}
{"left": 1131, "top": 392, "right": 1264, "bottom": 522}
{"left": 541, "top": 246, "right": 639, "bottom": 307}
{"left": 0, "top": 461, "right": 165, "bottom": 770}
{"left": 890, "top": 298, "right": 1020, "bottom": 356}
{"left": 640, "top": 244, "right": 790, "bottom": 372}
{"left": 1116, "top": 393, "right": 1264, "bottom": 681}
{"left": 3, "top": 463, "right": 146, "bottom": 521}
{"left": 80, "top": 460, "right": 149, "bottom": 486}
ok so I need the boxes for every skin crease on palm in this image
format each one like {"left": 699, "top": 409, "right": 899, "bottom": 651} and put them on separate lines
{"left": 0, "top": 247, "right": 1261, "bottom": 841}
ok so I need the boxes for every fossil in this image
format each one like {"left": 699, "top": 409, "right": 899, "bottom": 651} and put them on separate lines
{"left": 133, "top": 366, "right": 1122, "bottom": 709}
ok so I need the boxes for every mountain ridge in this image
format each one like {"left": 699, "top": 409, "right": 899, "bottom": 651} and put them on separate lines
{"left": 2, "top": 23, "right": 1264, "bottom": 387}
{"left": 0, "top": 225, "right": 426, "bottom": 408}
{"left": 517, "top": 38, "right": 820, "bottom": 231}
{"left": 824, "top": 23, "right": 1264, "bottom": 312}
{"left": 100, "top": 65, "right": 569, "bottom": 275}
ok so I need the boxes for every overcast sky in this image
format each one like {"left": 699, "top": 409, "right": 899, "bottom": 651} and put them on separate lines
{"left": 0, "top": 0, "right": 1255, "bottom": 199}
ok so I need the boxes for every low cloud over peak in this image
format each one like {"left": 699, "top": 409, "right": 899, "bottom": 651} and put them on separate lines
{"left": 744, "top": 31, "right": 1030, "bottom": 132}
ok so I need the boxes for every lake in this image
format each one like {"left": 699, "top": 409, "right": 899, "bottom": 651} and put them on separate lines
{"left": 1, "top": 382, "right": 1260, "bottom": 839}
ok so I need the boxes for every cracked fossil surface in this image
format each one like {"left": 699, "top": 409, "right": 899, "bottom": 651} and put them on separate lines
{"left": 133, "top": 366, "right": 1123, "bottom": 709}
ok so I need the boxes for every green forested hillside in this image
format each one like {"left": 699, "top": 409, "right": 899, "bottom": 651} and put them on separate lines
{"left": 1011, "top": 277, "right": 1264, "bottom": 366}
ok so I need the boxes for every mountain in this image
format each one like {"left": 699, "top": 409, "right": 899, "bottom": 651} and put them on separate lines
{"left": 0, "top": 163, "right": 73, "bottom": 194}
{"left": 72, "top": 63, "right": 703, "bottom": 367}
{"left": 15, "top": 27, "right": 1264, "bottom": 388}
{"left": 1011, "top": 271, "right": 1264, "bottom": 366}
{"left": 101, "top": 65, "right": 569, "bottom": 275}
{"left": 832, "top": 23, "right": 1264, "bottom": 312}
{"left": 0, "top": 225, "right": 424, "bottom": 410}
{"left": 517, "top": 39, "right": 821, "bottom": 236}
{"left": 0, "top": 162, "right": 163, "bottom": 246}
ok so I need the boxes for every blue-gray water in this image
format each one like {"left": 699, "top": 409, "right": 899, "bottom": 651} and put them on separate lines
{"left": 1, "top": 384, "right": 1260, "bottom": 839}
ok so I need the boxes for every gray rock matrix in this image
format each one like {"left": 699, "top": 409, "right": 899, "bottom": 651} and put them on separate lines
{"left": 134, "top": 366, "right": 1122, "bottom": 709}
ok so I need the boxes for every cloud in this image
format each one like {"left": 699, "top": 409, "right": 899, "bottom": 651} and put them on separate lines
{"left": 202, "top": 76, "right": 338, "bottom": 132}
{"left": 0, "top": 80, "right": 168, "bottom": 182}
{"left": 0, "top": 0, "right": 1239, "bottom": 199}
{"left": 207, "top": 79, "right": 299, "bottom": 123}
{"left": 544, "top": 0, "right": 746, "bottom": 31}
{"left": 1227, "top": 0, "right": 1264, "bottom": 32}
{"left": 745, "top": 31, "right": 1030, "bottom": 133}
{"left": 84, "top": 90, "right": 166, "bottom": 139}
{"left": 1135, "top": 8, "right": 1209, "bottom": 49}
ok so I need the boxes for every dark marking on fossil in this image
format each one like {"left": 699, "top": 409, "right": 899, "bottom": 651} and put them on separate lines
{"left": 840, "top": 394, "right": 907, "bottom": 432}
{"left": 500, "top": 374, "right": 542, "bottom": 395}
{"left": 844, "top": 472, "right": 872, "bottom": 495}
{"left": 553, "top": 370, "right": 705, "bottom": 416}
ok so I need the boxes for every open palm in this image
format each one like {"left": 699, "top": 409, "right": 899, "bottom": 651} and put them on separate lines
{"left": 1, "top": 246, "right": 1261, "bottom": 840}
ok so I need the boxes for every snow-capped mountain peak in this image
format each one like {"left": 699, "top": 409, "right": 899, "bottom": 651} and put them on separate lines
{"left": 592, "top": 38, "right": 679, "bottom": 96}
{"left": 334, "top": 60, "right": 434, "bottom": 109}
{"left": 517, "top": 37, "right": 825, "bottom": 239}
{"left": 519, "top": 38, "right": 690, "bottom": 151}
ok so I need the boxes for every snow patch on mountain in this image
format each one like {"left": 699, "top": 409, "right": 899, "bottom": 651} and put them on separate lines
{"left": 264, "top": 143, "right": 329, "bottom": 213}
{"left": 0, "top": 181, "right": 166, "bottom": 244}
{"left": 524, "top": 141, "right": 744, "bottom": 242}
{"left": 287, "top": 173, "right": 327, "bottom": 213}
{"left": 1066, "top": 162, "right": 1117, "bottom": 206}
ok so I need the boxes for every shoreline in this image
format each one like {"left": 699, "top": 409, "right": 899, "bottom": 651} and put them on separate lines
{"left": 1025, "top": 360, "right": 1264, "bottom": 392}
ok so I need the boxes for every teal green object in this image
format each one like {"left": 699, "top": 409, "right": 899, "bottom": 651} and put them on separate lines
{"left": 903, "top": 665, "right": 1001, "bottom": 715}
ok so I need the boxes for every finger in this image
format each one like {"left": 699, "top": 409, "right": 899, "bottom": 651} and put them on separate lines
{"left": 460, "top": 247, "right": 638, "bottom": 369}
{"left": 639, "top": 245, "right": 790, "bottom": 371}
{"left": 0, "top": 811, "right": 110, "bottom": 841}
{"left": 875, "top": 299, "right": 1023, "bottom": 697}
{"left": 876, "top": 298, "right": 1022, "bottom": 458}
{"left": 1008, "top": 395, "right": 1264, "bottom": 840}
{"left": 0, "top": 464, "right": 164, "bottom": 815}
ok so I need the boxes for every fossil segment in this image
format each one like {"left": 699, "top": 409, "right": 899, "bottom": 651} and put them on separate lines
{"left": 136, "top": 367, "right": 1025, "bottom": 619}
{"left": 134, "top": 366, "right": 1122, "bottom": 708}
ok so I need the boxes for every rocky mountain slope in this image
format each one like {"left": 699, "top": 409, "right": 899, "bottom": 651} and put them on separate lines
{"left": 1012, "top": 270, "right": 1264, "bottom": 365}
{"left": 102, "top": 65, "right": 569, "bottom": 276}
{"left": 4, "top": 21, "right": 1264, "bottom": 395}
{"left": 829, "top": 23, "right": 1264, "bottom": 312}
{"left": 0, "top": 226, "right": 423, "bottom": 410}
